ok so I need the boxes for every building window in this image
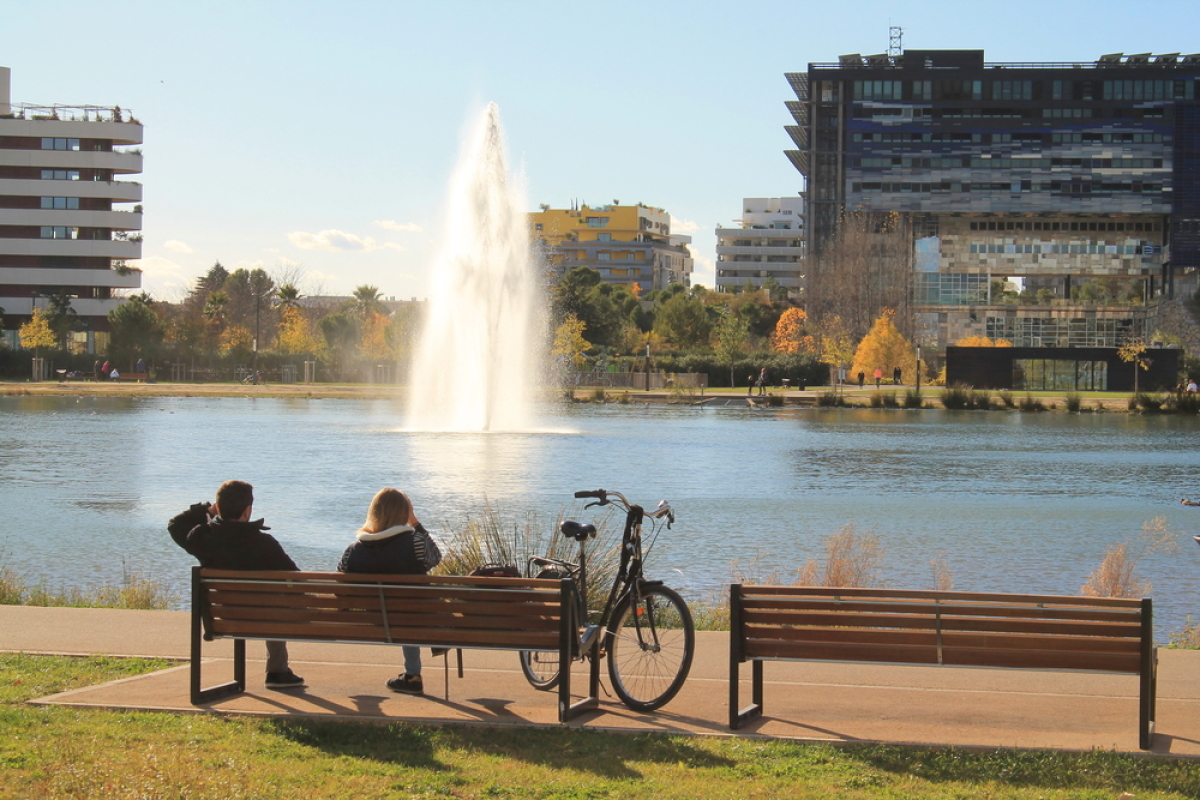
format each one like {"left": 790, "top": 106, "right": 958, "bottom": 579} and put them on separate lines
{"left": 586, "top": 217, "right": 609, "bottom": 228}
{"left": 41, "top": 169, "right": 80, "bottom": 181}
{"left": 597, "top": 233, "right": 612, "bottom": 242}
{"left": 598, "top": 252, "right": 611, "bottom": 261}
{"left": 40, "top": 226, "right": 78, "bottom": 239}
{"left": 41, "top": 197, "right": 80, "bottom": 210}
{"left": 41, "top": 137, "right": 80, "bottom": 151}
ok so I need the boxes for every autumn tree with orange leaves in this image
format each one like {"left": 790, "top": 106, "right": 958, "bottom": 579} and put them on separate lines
{"left": 770, "top": 308, "right": 816, "bottom": 354}
{"left": 850, "top": 309, "right": 918, "bottom": 385}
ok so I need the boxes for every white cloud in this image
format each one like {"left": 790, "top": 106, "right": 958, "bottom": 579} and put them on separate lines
{"left": 129, "top": 255, "right": 194, "bottom": 299}
{"left": 669, "top": 216, "right": 701, "bottom": 235}
{"left": 373, "top": 219, "right": 422, "bottom": 233}
{"left": 163, "top": 239, "right": 195, "bottom": 254}
{"left": 287, "top": 228, "right": 398, "bottom": 253}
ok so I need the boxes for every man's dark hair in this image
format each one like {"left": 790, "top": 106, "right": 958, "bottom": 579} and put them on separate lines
{"left": 215, "top": 480, "right": 254, "bottom": 520}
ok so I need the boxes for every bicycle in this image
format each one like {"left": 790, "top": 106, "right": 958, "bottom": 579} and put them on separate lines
{"left": 518, "top": 489, "right": 695, "bottom": 712}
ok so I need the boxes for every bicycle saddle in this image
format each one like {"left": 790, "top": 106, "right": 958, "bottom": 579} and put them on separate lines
{"left": 560, "top": 520, "right": 596, "bottom": 541}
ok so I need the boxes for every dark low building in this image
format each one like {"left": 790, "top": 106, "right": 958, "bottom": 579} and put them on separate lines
{"left": 945, "top": 345, "right": 1180, "bottom": 392}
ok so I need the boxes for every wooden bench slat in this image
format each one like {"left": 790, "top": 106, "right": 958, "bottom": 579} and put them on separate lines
{"left": 743, "top": 624, "right": 1142, "bottom": 656}
{"left": 742, "top": 610, "right": 1141, "bottom": 639}
{"left": 206, "top": 584, "right": 558, "bottom": 605}
{"left": 735, "top": 585, "right": 1144, "bottom": 609}
{"left": 208, "top": 591, "right": 562, "bottom": 618}
{"left": 209, "top": 605, "right": 563, "bottom": 632}
{"left": 209, "top": 619, "right": 561, "bottom": 650}
{"left": 740, "top": 598, "right": 1143, "bottom": 624}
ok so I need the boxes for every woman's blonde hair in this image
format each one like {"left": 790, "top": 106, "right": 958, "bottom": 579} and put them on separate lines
{"left": 362, "top": 488, "right": 412, "bottom": 533}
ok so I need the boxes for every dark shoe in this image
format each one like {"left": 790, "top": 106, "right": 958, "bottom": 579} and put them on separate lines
{"left": 387, "top": 674, "right": 424, "bottom": 695}
{"left": 265, "top": 670, "right": 305, "bottom": 689}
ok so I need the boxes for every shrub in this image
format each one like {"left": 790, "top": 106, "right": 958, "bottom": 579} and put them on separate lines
{"left": 1081, "top": 516, "right": 1177, "bottom": 598}
{"left": 1167, "top": 616, "right": 1200, "bottom": 649}
{"left": 939, "top": 384, "right": 971, "bottom": 410}
{"left": 1165, "top": 392, "right": 1200, "bottom": 414}
{"left": 1134, "top": 392, "right": 1164, "bottom": 412}
{"left": 1018, "top": 394, "right": 1045, "bottom": 412}
{"left": 795, "top": 525, "right": 885, "bottom": 588}
{"left": 1064, "top": 393, "right": 1083, "bottom": 413}
{"left": 903, "top": 389, "right": 924, "bottom": 409}
{"left": 969, "top": 389, "right": 992, "bottom": 410}
{"left": 997, "top": 390, "right": 1016, "bottom": 409}
{"left": 816, "top": 391, "right": 846, "bottom": 407}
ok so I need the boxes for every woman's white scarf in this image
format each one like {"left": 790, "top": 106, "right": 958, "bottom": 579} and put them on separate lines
{"left": 356, "top": 524, "right": 413, "bottom": 542}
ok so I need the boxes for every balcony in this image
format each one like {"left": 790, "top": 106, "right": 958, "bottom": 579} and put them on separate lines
{"left": 0, "top": 115, "right": 143, "bottom": 146}
{"left": 0, "top": 266, "right": 142, "bottom": 291}
{"left": 0, "top": 178, "right": 142, "bottom": 202}
{"left": 1, "top": 209, "right": 142, "bottom": 231}
{"left": 0, "top": 149, "right": 143, "bottom": 174}
{"left": 0, "top": 238, "right": 141, "bottom": 259}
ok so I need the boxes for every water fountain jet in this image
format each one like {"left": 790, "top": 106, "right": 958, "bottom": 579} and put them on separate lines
{"left": 406, "top": 104, "right": 542, "bottom": 432}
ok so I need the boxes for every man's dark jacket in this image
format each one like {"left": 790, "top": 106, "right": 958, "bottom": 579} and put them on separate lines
{"left": 168, "top": 503, "right": 298, "bottom": 571}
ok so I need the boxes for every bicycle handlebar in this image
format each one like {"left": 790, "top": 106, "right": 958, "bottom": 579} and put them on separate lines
{"left": 573, "top": 489, "right": 674, "bottom": 524}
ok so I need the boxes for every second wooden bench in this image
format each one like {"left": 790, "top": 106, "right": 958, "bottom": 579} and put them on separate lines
{"left": 729, "top": 585, "right": 1156, "bottom": 749}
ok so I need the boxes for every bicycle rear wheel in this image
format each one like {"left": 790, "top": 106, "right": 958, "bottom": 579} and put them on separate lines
{"left": 518, "top": 567, "right": 566, "bottom": 690}
{"left": 518, "top": 649, "right": 561, "bottom": 690}
{"left": 605, "top": 585, "right": 694, "bottom": 711}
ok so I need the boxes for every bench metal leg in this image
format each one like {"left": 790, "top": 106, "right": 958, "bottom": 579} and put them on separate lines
{"left": 190, "top": 570, "right": 245, "bottom": 705}
{"left": 730, "top": 659, "right": 763, "bottom": 729}
{"left": 560, "top": 579, "right": 600, "bottom": 723}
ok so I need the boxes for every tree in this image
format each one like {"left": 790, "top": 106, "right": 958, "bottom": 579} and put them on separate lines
{"left": 358, "top": 311, "right": 394, "bottom": 361}
{"left": 713, "top": 312, "right": 751, "bottom": 387}
{"left": 351, "top": 285, "right": 385, "bottom": 320}
{"left": 276, "top": 305, "right": 323, "bottom": 358}
{"left": 815, "top": 314, "right": 857, "bottom": 389}
{"left": 19, "top": 308, "right": 57, "bottom": 356}
{"left": 1118, "top": 340, "right": 1152, "bottom": 395}
{"left": 770, "top": 308, "right": 815, "bottom": 355}
{"left": 955, "top": 335, "right": 1013, "bottom": 347}
{"left": 107, "top": 295, "right": 164, "bottom": 367}
{"left": 40, "top": 291, "right": 79, "bottom": 350}
{"left": 652, "top": 293, "right": 712, "bottom": 349}
{"left": 551, "top": 313, "right": 590, "bottom": 372}
{"left": 850, "top": 309, "right": 917, "bottom": 385}
{"left": 807, "top": 210, "right": 912, "bottom": 344}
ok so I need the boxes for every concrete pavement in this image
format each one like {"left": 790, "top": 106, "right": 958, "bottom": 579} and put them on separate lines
{"left": 3, "top": 605, "right": 1199, "bottom": 756}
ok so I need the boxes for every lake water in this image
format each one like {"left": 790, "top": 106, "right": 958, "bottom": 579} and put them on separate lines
{"left": 3, "top": 394, "right": 1199, "bottom": 640}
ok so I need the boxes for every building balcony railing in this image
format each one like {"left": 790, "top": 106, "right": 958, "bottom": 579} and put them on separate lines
{"left": 0, "top": 177, "right": 142, "bottom": 202}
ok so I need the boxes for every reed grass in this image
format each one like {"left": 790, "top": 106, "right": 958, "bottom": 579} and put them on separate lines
{"left": 1081, "top": 516, "right": 1178, "bottom": 598}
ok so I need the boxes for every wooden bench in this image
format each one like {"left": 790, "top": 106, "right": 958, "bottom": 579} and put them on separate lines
{"left": 729, "top": 585, "right": 1157, "bottom": 749}
{"left": 112, "top": 372, "right": 149, "bottom": 382}
{"left": 191, "top": 567, "right": 600, "bottom": 722}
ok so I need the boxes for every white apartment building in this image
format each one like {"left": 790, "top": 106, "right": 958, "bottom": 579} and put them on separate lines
{"left": 0, "top": 66, "right": 143, "bottom": 352}
{"left": 714, "top": 196, "right": 805, "bottom": 295}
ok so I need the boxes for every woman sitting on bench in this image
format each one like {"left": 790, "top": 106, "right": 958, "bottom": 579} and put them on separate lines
{"left": 337, "top": 488, "right": 442, "bottom": 695}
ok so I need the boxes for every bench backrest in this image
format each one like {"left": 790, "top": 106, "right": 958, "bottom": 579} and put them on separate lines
{"left": 196, "top": 568, "right": 570, "bottom": 652}
{"left": 732, "top": 585, "right": 1151, "bottom": 674}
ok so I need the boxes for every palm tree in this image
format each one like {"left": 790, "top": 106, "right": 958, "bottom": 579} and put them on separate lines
{"left": 352, "top": 285, "right": 385, "bottom": 320}
{"left": 275, "top": 284, "right": 301, "bottom": 311}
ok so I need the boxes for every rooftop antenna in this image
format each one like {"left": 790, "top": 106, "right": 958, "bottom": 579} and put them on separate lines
{"left": 889, "top": 25, "right": 903, "bottom": 59}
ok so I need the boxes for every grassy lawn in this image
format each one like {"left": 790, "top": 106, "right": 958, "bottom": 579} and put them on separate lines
{"left": 3, "top": 654, "right": 1199, "bottom": 799}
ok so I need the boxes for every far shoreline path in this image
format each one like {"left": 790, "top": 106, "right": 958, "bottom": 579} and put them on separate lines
{"left": 0, "top": 379, "right": 1146, "bottom": 411}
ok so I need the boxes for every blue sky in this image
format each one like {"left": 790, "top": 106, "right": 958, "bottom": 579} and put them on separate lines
{"left": 5, "top": 0, "right": 1199, "bottom": 301}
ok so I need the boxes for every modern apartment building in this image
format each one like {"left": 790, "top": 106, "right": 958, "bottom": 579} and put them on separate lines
{"left": 714, "top": 196, "right": 805, "bottom": 295}
{"left": 0, "top": 66, "right": 144, "bottom": 352}
{"left": 530, "top": 202, "right": 693, "bottom": 291}
{"left": 785, "top": 49, "right": 1200, "bottom": 352}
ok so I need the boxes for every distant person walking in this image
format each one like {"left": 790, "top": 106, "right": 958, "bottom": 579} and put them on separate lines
{"left": 857, "top": 371, "right": 865, "bottom": 389}
{"left": 893, "top": 366, "right": 902, "bottom": 385}
{"left": 756, "top": 368, "right": 767, "bottom": 396}
{"left": 874, "top": 366, "right": 883, "bottom": 389}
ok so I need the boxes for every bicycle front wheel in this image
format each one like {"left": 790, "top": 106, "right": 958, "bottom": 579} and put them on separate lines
{"left": 605, "top": 585, "right": 694, "bottom": 711}
{"left": 518, "top": 650, "right": 561, "bottom": 690}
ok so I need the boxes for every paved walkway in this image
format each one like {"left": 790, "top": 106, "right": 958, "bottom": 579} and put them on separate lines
{"left": 3, "top": 605, "right": 1199, "bottom": 756}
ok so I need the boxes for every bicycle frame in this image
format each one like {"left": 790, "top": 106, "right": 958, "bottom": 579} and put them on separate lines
{"left": 527, "top": 493, "right": 671, "bottom": 652}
